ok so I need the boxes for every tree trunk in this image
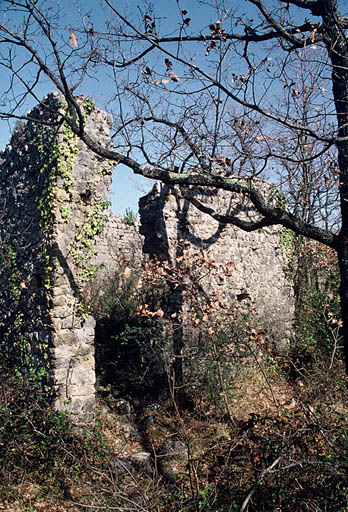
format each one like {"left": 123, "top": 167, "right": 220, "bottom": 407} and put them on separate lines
{"left": 338, "top": 239, "right": 348, "bottom": 375}
{"left": 336, "top": 132, "right": 348, "bottom": 374}
{"left": 321, "top": 0, "right": 348, "bottom": 376}
{"left": 333, "top": 103, "right": 348, "bottom": 379}
{"left": 336, "top": 129, "right": 348, "bottom": 378}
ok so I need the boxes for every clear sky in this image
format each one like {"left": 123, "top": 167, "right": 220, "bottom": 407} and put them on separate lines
{"left": 0, "top": 0, "right": 227, "bottom": 216}
{"left": 0, "top": 0, "right": 280, "bottom": 216}
{"left": 0, "top": 0, "right": 170, "bottom": 216}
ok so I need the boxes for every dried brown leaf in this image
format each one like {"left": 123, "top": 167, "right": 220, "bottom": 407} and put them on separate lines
{"left": 164, "top": 58, "right": 173, "bottom": 70}
{"left": 169, "top": 72, "right": 180, "bottom": 82}
{"left": 123, "top": 267, "right": 132, "bottom": 279}
{"left": 69, "top": 31, "right": 78, "bottom": 47}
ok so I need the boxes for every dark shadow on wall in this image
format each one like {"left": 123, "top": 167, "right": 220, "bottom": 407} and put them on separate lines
{"left": 138, "top": 183, "right": 171, "bottom": 261}
{"left": 172, "top": 185, "right": 228, "bottom": 249}
{"left": 0, "top": 120, "right": 63, "bottom": 388}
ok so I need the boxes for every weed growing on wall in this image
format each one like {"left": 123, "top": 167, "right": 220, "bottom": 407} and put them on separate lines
{"left": 1, "top": 244, "right": 23, "bottom": 305}
{"left": 35, "top": 113, "right": 79, "bottom": 295}
{"left": 123, "top": 207, "right": 138, "bottom": 225}
{"left": 36, "top": 123, "right": 78, "bottom": 230}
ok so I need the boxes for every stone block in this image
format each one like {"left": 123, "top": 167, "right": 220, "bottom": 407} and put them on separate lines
{"left": 69, "top": 363, "right": 96, "bottom": 386}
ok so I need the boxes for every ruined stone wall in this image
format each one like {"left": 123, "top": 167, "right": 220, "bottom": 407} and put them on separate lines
{"left": 91, "top": 214, "right": 143, "bottom": 270}
{"left": 0, "top": 93, "right": 143, "bottom": 425}
{"left": 0, "top": 94, "right": 294, "bottom": 427}
{"left": 139, "top": 183, "right": 295, "bottom": 343}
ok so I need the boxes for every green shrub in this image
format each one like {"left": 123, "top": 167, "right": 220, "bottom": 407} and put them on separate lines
{"left": 0, "top": 362, "right": 109, "bottom": 505}
{"left": 123, "top": 207, "right": 138, "bottom": 225}
{"left": 293, "top": 247, "right": 342, "bottom": 372}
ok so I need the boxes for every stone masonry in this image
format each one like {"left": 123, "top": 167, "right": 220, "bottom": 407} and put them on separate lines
{"left": 139, "top": 183, "right": 295, "bottom": 343}
{"left": 0, "top": 94, "right": 294, "bottom": 426}
{"left": 0, "top": 93, "right": 141, "bottom": 425}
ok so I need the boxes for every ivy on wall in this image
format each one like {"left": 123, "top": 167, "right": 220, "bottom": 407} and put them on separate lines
{"left": 35, "top": 98, "right": 113, "bottom": 322}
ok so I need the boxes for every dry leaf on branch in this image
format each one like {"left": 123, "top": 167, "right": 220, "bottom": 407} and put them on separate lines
{"left": 123, "top": 267, "right": 132, "bottom": 279}
{"left": 164, "top": 58, "right": 173, "bottom": 70}
{"left": 69, "top": 32, "right": 78, "bottom": 47}
{"left": 169, "top": 72, "right": 180, "bottom": 82}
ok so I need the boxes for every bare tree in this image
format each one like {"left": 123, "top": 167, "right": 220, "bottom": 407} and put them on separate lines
{"left": 0, "top": 0, "right": 348, "bottom": 371}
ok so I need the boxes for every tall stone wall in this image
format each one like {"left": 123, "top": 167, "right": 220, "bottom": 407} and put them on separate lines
{"left": 139, "top": 183, "right": 295, "bottom": 343}
{"left": 0, "top": 93, "right": 144, "bottom": 425}
{"left": 91, "top": 213, "right": 143, "bottom": 270}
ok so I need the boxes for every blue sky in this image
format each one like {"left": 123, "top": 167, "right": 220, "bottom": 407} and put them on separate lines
{"left": 0, "top": 0, "right": 229, "bottom": 216}
{"left": 2, "top": 0, "right": 314, "bottom": 216}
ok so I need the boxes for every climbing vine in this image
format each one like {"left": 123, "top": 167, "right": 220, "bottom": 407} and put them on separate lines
{"left": 36, "top": 98, "right": 113, "bottom": 320}
{"left": 280, "top": 227, "right": 296, "bottom": 275}
{"left": 36, "top": 121, "right": 78, "bottom": 228}
{"left": 4, "top": 246, "right": 23, "bottom": 304}
{"left": 276, "top": 191, "right": 296, "bottom": 275}
{"left": 70, "top": 192, "right": 111, "bottom": 284}
{"left": 35, "top": 120, "right": 78, "bottom": 291}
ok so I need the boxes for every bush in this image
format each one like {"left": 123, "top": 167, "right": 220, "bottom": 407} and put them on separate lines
{"left": 90, "top": 261, "right": 169, "bottom": 397}
{"left": 292, "top": 239, "right": 343, "bottom": 372}
{"left": 123, "top": 207, "right": 138, "bottom": 225}
{"left": 0, "top": 360, "right": 109, "bottom": 507}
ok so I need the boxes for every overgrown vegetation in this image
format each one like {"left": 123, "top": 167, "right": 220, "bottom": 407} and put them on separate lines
{"left": 291, "top": 239, "right": 343, "bottom": 374}
{"left": 1, "top": 244, "right": 348, "bottom": 511}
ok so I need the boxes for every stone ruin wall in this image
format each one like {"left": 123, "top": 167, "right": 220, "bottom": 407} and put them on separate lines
{"left": 0, "top": 94, "right": 294, "bottom": 426}
{"left": 139, "top": 184, "right": 294, "bottom": 343}
{"left": 91, "top": 213, "right": 143, "bottom": 272}
{"left": 0, "top": 93, "right": 143, "bottom": 425}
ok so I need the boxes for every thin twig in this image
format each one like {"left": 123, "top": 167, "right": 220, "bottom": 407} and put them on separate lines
{"left": 240, "top": 453, "right": 284, "bottom": 511}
